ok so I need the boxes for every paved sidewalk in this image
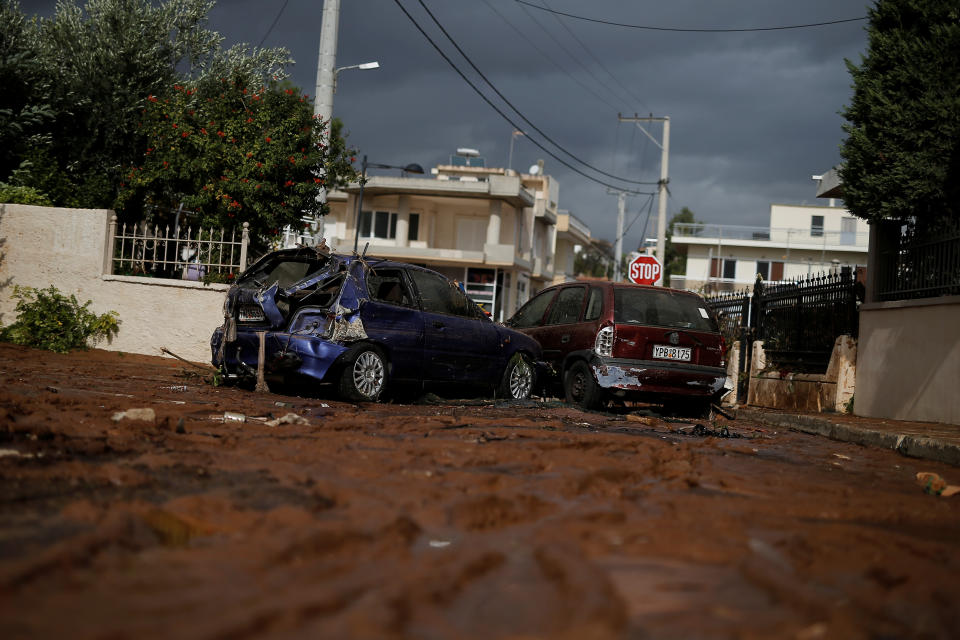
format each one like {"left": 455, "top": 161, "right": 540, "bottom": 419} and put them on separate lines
{"left": 734, "top": 406, "right": 960, "bottom": 467}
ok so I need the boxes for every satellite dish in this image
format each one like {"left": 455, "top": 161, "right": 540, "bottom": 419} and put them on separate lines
{"left": 528, "top": 164, "right": 540, "bottom": 175}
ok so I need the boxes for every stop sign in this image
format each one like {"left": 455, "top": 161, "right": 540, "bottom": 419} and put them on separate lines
{"left": 628, "top": 254, "right": 662, "bottom": 285}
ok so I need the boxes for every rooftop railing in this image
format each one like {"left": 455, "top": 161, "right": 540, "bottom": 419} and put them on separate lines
{"left": 673, "top": 223, "right": 868, "bottom": 248}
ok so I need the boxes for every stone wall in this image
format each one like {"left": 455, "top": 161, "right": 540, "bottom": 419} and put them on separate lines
{"left": 0, "top": 204, "right": 227, "bottom": 363}
{"left": 747, "top": 336, "right": 857, "bottom": 413}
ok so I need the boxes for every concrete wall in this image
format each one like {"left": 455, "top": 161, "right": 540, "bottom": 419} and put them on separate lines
{"left": 856, "top": 297, "right": 960, "bottom": 424}
{"left": 747, "top": 336, "right": 857, "bottom": 413}
{"left": 0, "top": 204, "right": 228, "bottom": 364}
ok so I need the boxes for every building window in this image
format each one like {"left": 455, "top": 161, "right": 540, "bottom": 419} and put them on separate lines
{"left": 756, "top": 260, "right": 770, "bottom": 281}
{"left": 359, "top": 211, "right": 397, "bottom": 239}
{"left": 722, "top": 258, "right": 736, "bottom": 280}
{"left": 408, "top": 213, "right": 420, "bottom": 241}
{"left": 811, "top": 215, "right": 824, "bottom": 237}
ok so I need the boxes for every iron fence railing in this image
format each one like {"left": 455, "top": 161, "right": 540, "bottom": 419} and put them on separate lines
{"left": 877, "top": 219, "right": 960, "bottom": 301}
{"left": 108, "top": 215, "right": 249, "bottom": 282}
{"left": 705, "top": 289, "right": 752, "bottom": 345}
{"left": 705, "top": 270, "right": 863, "bottom": 374}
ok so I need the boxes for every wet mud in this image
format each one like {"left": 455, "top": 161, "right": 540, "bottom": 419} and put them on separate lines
{"left": 1, "top": 343, "right": 958, "bottom": 639}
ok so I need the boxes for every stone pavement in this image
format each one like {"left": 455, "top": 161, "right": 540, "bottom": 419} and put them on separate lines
{"left": 735, "top": 406, "right": 960, "bottom": 467}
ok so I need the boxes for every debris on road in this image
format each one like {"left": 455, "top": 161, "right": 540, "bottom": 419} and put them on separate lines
{"left": 265, "top": 413, "right": 311, "bottom": 427}
{"left": 111, "top": 408, "right": 156, "bottom": 422}
{"left": 916, "top": 472, "right": 960, "bottom": 497}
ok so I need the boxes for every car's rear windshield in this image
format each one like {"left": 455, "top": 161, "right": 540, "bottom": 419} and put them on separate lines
{"left": 614, "top": 287, "right": 718, "bottom": 332}
{"left": 242, "top": 257, "right": 331, "bottom": 289}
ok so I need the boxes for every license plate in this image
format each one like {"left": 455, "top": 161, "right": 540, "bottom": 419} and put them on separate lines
{"left": 238, "top": 304, "right": 265, "bottom": 322}
{"left": 653, "top": 344, "right": 691, "bottom": 361}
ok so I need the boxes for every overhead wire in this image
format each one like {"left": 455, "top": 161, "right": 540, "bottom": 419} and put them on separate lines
{"left": 412, "top": 0, "right": 657, "bottom": 186}
{"left": 514, "top": 0, "right": 638, "bottom": 112}
{"left": 391, "top": 0, "right": 652, "bottom": 194}
{"left": 479, "top": 0, "right": 622, "bottom": 113}
{"left": 258, "top": 0, "right": 291, "bottom": 47}
{"left": 538, "top": 0, "right": 648, "bottom": 111}
{"left": 514, "top": 1, "right": 867, "bottom": 32}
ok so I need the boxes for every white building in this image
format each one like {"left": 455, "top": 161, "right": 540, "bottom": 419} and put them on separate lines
{"left": 671, "top": 203, "right": 869, "bottom": 293}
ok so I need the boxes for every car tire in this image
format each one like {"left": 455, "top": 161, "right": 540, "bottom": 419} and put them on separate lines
{"left": 564, "top": 361, "right": 603, "bottom": 410}
{"left": 338, "top": 344, "right": 387, "bottom": 402}
{"left": 499, "top": 352, "right": 534, "bottom": 400}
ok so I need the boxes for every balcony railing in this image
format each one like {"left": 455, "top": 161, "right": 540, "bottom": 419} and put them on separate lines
{"left": 673, "top": 223, "right": 868, "bottom": 248}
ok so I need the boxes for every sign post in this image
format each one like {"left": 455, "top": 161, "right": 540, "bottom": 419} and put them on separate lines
{"left": 628, "top": 254, "right": 663, "bottom": 286}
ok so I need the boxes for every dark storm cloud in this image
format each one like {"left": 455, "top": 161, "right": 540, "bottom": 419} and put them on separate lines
{"left": 17, "top": 0, "right": 870, "bottom": 244}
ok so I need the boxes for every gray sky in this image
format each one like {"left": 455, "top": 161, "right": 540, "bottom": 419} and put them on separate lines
{"left": 21, "top": 0, "right": 870, "bottom": 248}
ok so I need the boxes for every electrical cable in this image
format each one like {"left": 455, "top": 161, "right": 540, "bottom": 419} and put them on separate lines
{"left": 538, "top": 0, "right": 648, "bottom": 111}
{"left": 514, "top": 0, "right": 639, "bottom": 112}
{"left": 258, "top": 0, "right": 291, "bottom": 47}
{"left": 414, "top": 0, "right": 657, "bottom": 186}
{"left": 479, "top": 0, "right": 622, "bottom": 113}
{"left": 514, "top": 0, "right": 866, "bottom": 32}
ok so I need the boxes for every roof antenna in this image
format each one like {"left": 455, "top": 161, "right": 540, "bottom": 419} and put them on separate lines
{"left": 361, "top": 242, "right": 369, "bottom": 258}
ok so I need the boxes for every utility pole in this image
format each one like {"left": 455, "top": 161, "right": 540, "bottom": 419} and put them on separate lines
{"left": 314, "top": 0, "right": 340, "bottom": 122}
{"left": 607, "top": 189, "right": 627, "bottom": 281}
{"left": 618, "top": 114, "right": 670, "bottom": 285}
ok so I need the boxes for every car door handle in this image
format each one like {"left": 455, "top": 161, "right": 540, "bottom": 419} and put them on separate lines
{"left": 561, "top": 335, "right": 570, "bottom": 343}
{"left": 433, "top": 321, "right": 445, "bottom": 329}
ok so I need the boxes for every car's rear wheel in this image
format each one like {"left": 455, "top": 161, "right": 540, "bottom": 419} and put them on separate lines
{"left": 564, "top": 361, "right": 603, "bottom": 410}
{"left": 339, "top": 345, "right": 387, "bottom": 402}
{"left": 499, "top": 353, "right": 534, "bottom": 400}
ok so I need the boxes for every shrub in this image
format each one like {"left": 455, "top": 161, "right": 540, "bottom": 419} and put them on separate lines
{"left": 0, "top": 183, "right": 53, "bottom": 206}
{"left": 1, "top": 285, "right": 120, "bottom": 353}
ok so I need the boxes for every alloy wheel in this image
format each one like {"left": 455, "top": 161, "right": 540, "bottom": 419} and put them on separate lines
{"left": 353, "top": 351, "right": 385, "bottom": 398}
{"left": 509, "top": 358, "right": 533, "bottom": 398}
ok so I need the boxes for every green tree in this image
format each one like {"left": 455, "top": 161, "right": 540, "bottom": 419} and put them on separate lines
{"left": 664, "top": 207, "right": 700, "bottom": 286}
{"left": 839, "top": 0, "right": 960, "bottom": 226}
{"left": 117, "top": 78, "right": 357, "bottom": 246}
{"left": 6, "top": 0, "right": 292, "bottom": 208}
{"left": 574, "top": 239, "right": 613, "bottom": 279}
{"left": 0, "top": 0, "right": 53, "bottom": 184}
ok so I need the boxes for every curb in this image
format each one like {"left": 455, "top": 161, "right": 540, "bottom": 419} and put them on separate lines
{"left": 735, "top": 407, "right": 960, "bottom": 467}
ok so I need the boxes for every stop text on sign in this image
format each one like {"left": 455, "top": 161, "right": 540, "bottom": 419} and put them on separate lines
{"left": 628, "top": 256, "right": 662, "bottom": 285}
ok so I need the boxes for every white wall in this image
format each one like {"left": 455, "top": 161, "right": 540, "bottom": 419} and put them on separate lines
{"left": 0, "top": 204, "right": 228, "bottom": 363}
{"left": 856, "top": 297, "right": 960, "bottom": 424}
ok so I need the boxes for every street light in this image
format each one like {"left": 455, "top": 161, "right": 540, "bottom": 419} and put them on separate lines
{"left": 352, "top": 154, "right": 425, "bottom": 252}
{"left": 333, "top": 61, "right": 380, "bottom": 93}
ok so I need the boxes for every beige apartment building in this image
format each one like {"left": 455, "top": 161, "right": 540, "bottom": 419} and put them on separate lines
{"left": 317, "top": 152, "right": 591, "bottom": 321}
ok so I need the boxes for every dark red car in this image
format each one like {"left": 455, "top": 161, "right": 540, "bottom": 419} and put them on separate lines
{"left": 505, "top": 281, "right": 728, "bottom": 415}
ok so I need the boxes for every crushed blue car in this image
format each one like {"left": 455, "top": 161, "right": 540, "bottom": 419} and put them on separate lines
{"left": 211, "top": 247, "right": 542, "bottom": 402}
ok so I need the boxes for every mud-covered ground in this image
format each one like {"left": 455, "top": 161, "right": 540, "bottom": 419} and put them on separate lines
{"left": 1, "top": 342, "right": 958, "bottom": 640}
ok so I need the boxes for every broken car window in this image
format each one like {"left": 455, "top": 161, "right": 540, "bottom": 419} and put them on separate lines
{"left": 367, "top": 269, "right": 414, "bottom": 307}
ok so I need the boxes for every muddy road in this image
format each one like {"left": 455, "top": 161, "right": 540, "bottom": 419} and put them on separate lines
{"left": 1, "top": 343, "right": 958, "bottom": 639}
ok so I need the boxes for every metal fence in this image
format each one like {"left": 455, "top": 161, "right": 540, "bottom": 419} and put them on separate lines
{"left": 877, "top": 219, "right": 960, "bottom": 301}
{"left": 705, "top": 270, "right": 863, "bottom": 374}
{"left": 108, "top": 215, "right": 249, "bottom": 282}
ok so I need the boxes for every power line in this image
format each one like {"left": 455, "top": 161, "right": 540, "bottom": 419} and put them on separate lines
{"left": 258, "top": 0, "right": 291, "bottom": 47}
{"left": 514, "top": 0, "right": 640, "bottom": 112}
{"left": 412, "top": 0, "right": 657, "bottom": 186}
{"left": 480, "top": 0, "right": 623, "bottom": 113}
{"left": 390, "top": 0, "right": 651, "bottom": 194}
{"left": 538, "top": 0, "right": 649, "bottom": 111}
{"left": 514, "top": 0, "right": 866, "bottom": 32}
